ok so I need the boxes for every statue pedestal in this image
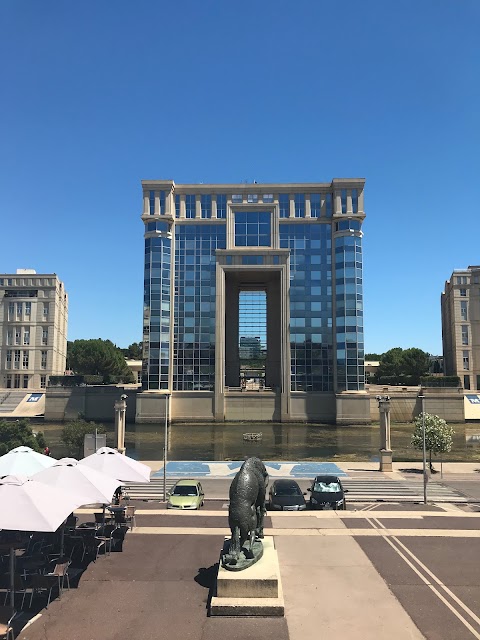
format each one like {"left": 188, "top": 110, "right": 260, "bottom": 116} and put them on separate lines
{"left": 379, "top": 448, "right": 393, "bottom": 472}
{"left": 210, "top": 536, "right": 284, "bottom": 616}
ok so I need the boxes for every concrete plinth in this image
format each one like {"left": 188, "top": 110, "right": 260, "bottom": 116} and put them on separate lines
{"left": 379, "top": 448, "right": 393, "bottom": 472}
{"left": 210, "top": 536, "right": 284, "bottom": 617}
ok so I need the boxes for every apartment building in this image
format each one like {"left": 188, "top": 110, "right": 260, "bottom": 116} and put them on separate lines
{"left": 441, "top": 266, "right": 480, "bottom": 390}
{"left": 0, "top": 269, "right": 68, "bottom": 389}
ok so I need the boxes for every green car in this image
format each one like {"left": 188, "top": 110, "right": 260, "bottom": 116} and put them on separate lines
{"left": 167, "top": 479, "right": 205, "bottom": 510}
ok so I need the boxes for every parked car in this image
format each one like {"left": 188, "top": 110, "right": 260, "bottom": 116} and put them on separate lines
{"left": 307, "top": 475, "right": 347, "bottom": 510}
{"left": 268, "top": 479, "right": 307, "bottom": 511}
{"left": 167, "top": 479, "right": 205, "bottom": 510}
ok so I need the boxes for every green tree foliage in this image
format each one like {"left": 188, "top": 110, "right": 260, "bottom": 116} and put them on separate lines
{"left": 365, "top": 353, "right": 382, "bottom": 360}
{"left": 0, "top": 418, "right": 47, "bottom": 456}
{"left": 411, "top": 413, "right": 454, "bottom": 472}
{"left": 121, "top": 342, "right": 143, "bottom": 360}
{"left": 375, "top": 347, "right": 431, "bottom": 384}
{"left": 61, "top": 419, "right": 106, "bottom": 458}
{"left": 68, "top": 339, "right": 134, "bottom": 383}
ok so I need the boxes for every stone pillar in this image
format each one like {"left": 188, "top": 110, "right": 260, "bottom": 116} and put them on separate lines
{"left": 377, "top": 396, "right": 392, "bottom": 471}
{"left": 114, "top": 396, "right": 127, "bottom": 455}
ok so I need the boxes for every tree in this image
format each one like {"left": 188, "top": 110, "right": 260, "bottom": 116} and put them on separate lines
{"left": 365, "top": 353, "right": 382, "bottom": 360}
{"left": 375, "top": 347, "right": 431, "bottom": 384}
{"left": 401, "top": 348, "right": 430, "bottom": 382}
{"left": 0, "top": 418, "right": 47, "bottom": 456}
{"left": 61, "top": 419, "right": 106, "bottom": 458}
{"left": 68, "top": 339, "right": 134, "bottom": 383}
{"left": 121, "top": 342, "right": 143, "bottom": 360}
{"left": 411, "top": 413, "right": 454, "bottom": 472}
{"left": 375, "top": 347, "right": 404, "bottom": 380}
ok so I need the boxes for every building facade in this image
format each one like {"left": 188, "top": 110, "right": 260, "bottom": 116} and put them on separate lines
{"left": 0, "top": 270, "right": 68, "bottom": 389}
{"left": 442, "top": 266, "right": 480, "bottom": 390}
{"left": 138, "top": 179, "right": 369, "bottom": 423}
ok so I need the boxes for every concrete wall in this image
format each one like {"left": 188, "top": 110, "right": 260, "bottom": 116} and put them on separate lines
{"left": 336, "top": 394, "right": 371, "bottom": 425}
{"left": 224, "top": 391, "right": 280, "bottom": 421}
{"left": 289, "top": 393, "right": 336, "bottom": 423}
{"left": 368, "top": 386, "right": 465, "bottom": 423}
{"left": 45, "top": 386, "right": 137, "bottom": 422}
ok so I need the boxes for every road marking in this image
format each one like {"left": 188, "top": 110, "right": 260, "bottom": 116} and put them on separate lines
{"left": 368, "top": 517, "right": 480, "bottom": 638}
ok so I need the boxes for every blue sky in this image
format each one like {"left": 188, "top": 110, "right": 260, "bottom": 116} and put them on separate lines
{"left": 1, "top": 1, "right": 479, "bottom": 356}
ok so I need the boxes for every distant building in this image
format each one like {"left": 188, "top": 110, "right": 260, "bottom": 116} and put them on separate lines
{"left": 239, "top": 336, "right": 262, "bottom": 359}
{"left": 138, "top": 178, "right": 368, "bottom": 423}
{"left": 0, "top": 270, "right": 68, "bottom": 389}
{"left": 441, "top": 266, "right": 480, "bottom": 390}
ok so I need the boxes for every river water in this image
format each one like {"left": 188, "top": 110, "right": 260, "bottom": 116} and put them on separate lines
{"left": 36, "top": 421, "right": 480, "bottom": 463}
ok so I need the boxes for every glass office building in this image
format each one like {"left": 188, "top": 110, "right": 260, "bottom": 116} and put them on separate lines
{"left": 139, "top": 179, "right": 368, "bottom": 424}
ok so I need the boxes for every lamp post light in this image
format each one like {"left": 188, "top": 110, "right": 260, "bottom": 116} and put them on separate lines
{"left": 163, "top": 393, "right": 170, "bottom": 502}
{"left": 376, "top": 395, "right": 392, "bottom": 472}
{"left": 418, "top": 393, "right": 427, "bottom": 505}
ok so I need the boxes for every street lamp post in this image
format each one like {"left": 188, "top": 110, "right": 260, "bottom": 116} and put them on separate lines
{"left": 376, "top": 395, "right": 392, "bottom": 472}
{"left": 114, "top": 394, "right": 128, "bottom": 455}
{"left": 418, "top": 393, "right": 427, "bottom": 504}
{"left": 163, "top": 393, "right": 170, "bottom": 502}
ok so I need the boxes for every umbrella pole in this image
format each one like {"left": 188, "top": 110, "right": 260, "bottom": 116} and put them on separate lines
{"left": 103, "top": 504, "right": 106, "bottom": 527}
{"left": 60, "top": 524, "right": 65, "bottom": 558}
{"left": 10, "top": 547, "right": 15, "bottom": 609}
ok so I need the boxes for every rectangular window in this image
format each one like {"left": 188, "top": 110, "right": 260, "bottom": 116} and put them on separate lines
{"left": 16, "top": 302, "right": 22, "bottom": 319}
{"left": 42, "top": 327, "right": 48, "bottom": 345}
{"left": 341, "top": 189, "right": 347, "bottom": 214}
{"left": 14, "top": 350, "right": 21, "bottom": 370}
{"left": 262, "top": 194, "right": 273, "bottom": 203}
{"left": 40, "top": 375, "right": 47, "bottom": 389}
{"left": 459, "top": 288, "right": 467, "bottom": 297}
{"left": 185, "top": 194, "right": 196, "bottom": 218}
{"left": 6, "top": 375, "right": 12, "bottom": 389}
{"left": 310, "top": 193, "right": 321, "bottom": 218}
{"left": 351, "top": 188, "right": 358, "bottom": 213}
{"left": 464, "top": 375, "right": 471, "bottom": 390}
{"left": 175, "top": 194, "right": 180, "bottom": 218}
{"left": 6, "top": 330, "right": 12, "bottom": 346}
{"left": 15, "top": 328, "right": 21, "bottom": 345}
{"left": 25, "top": 302, "right": 31, "bottom": 316}
{"left": 14, "top": 374, "right": 20, "bottom": 389}
{"left": 462, "top": 325, "right": 469, "bottom": 345}
{"left": 477, "top": 375, "right": 480, "bottom": 391}
{"left": 325, "top": 193, "right": 333, "bottom": 217}
{"left": 159, "top": 190, "right": 165, "bottom": 215}
{"left": 216, "top": 194, "right": 227, "bottom": 218}
{"left": 22, "top": 351, "right": 29, "bottom": 369}
{"left": 6, "top": 350, "right": 12, "bottom": 369}
{"left": 149, "top": 190, "right": 155, "bottom": 215}
{"left": 247, "top": 194, "right": 258, "bottom": 203}
{"left": 460, "top": 300, "right": 468, "bottom": 321}
{"left": 232, "top": 194, "right": 242, "bottom": 203}
{"left": 43, "top": 303, "right": 49, "bottom": 319}
{"left": 234, "top": 211, "right": 271, "bottom": 247}
{"left": 23, "top": 375, "right": 29, "bottom": 389}
{"left": 456, "top": 276, "right": 468, "bottom": 285}
{"left": 8, "top": 302, "right": 14, "bottom": 320}
{"left": 463, "top": 350, "right": 470, "bottom": 370}
{"left": 41, "top": 351, "right": 47, "bottom": 369}
{"left": 201, "top": 194, "right": 212, "bottom": 218}
{"left": 279, "top": 194, "right": 290, "bottom": 218}
{"left": 23, "top": 328, "right": 30, "bottom": 345}
{"left": 294, "top": 193, "right": 305, "bottom": 217}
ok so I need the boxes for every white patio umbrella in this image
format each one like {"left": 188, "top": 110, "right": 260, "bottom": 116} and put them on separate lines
{"left": 33, "top": 458, "right": 123, "bottom": 544}
{"left": 0, "top": 474, "right": 91, "bottom": 608}
{"left": 79, "top": 447, "right": 151, "bottom": 483}
{"left": 0, "top": 446, "right": 56, "bottom": 477}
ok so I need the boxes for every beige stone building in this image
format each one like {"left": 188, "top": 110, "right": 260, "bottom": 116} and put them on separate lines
{"left": 0, "top": 270, "right": 68, "bottom": 389}
{"left": 441, "top": 266, "right": 480, "bottom": 390}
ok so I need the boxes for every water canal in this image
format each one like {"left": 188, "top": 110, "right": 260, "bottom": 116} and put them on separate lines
{"left": 35, "top": 421, "right": 480, "bottom": 464}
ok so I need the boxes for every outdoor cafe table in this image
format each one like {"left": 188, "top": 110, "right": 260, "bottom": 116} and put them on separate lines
{"left": 107, "top": 505, "right": 126, "bottom": 524}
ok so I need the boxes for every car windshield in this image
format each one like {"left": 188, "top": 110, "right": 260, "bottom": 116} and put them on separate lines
{"left": 313, "top": 481, "right": 341, "bottom": 493}
{"left": 274, "top": 484, "right": 302, "bottom": 496}
{"left": 173, "top": 486, "right": 198, "bottom": 496}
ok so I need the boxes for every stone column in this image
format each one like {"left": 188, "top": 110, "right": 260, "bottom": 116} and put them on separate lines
{"left": 378, "top": 396, "right": 392, "bottom": 472}
{"left": 114, "top": 396, "right": 127, "bottom": 455}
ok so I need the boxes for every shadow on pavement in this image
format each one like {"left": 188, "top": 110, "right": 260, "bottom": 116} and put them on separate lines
{"left": 194, "top": 563, "right": 218, "bottom": 612}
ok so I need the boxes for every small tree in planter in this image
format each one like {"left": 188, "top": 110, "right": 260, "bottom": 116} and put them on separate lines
{"left": 411, "top": 413, "right": 454, "bottom": 473}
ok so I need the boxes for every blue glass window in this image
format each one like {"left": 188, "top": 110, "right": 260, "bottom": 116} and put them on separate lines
{"left": 263, "top": 194, "right": 273, "bottom": 203}
{"left": 242, "top": 255, "right": 264, "bottom": 265}
{"left": 325, "top": 193, "right": 333, "bottom": 218}
{"left": 159, "top": 190, "right": 165, "bottom": 215}
{"left": 351, "top": 189, "right": 358, "bottom": 213}
{"left": 149, "top": 190, "right": 155, "bottom": 215}
{"left": 336, "top": 219, "right": 361, "bottom": 232}
{"left": 341, "top": 189, "right": 347, "bottom": 214}
{"left": 217, "top": 194, "right": 226, "bottom": 218}
{"left": 279, "top": 194, "right": 290, "bottom": 218}
{"left": 146, "top": 221, "right": 169, "bottom": 232}
{"left": 201, "top": 194, "right": 212, "bottom": 219}
{"left": 175, "top": 194, "right": 180, "bottom": 218}
{"left": 232, "top": 194, "right": 242, "bottom": 203}
{"left": 235, "top": 211, "right": 271, "bottom": 247}
{"left": 247, "top": 194, "right": 258, "bottom": 203}
{"left": 186, "top": 195, "right": 196, "bottom": 218}
{"left": 310, "top": 194, "right": 321, "bottom": 218}
{"left": 294, "top": 193, "right": 305, "bottom": 218}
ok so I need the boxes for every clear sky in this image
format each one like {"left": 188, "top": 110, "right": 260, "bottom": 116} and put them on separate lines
{"left": 1, "top": 1, "right": 479, "bottom": 356}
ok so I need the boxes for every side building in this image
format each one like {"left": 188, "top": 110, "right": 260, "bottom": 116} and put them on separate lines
{"left": 0, "top": 270, "right": 68, "bottom": 389}
{"left": 137, "top": 179, "right": 369, "bottom": 423}
{"left": 442, "top": 266, "right": 480, "bottom": 391}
